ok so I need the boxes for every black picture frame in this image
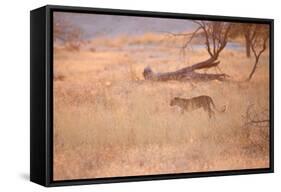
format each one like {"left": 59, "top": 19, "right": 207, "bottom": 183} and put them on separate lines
{"left": 30, "top": 5, "right": 274, "bottom": 187}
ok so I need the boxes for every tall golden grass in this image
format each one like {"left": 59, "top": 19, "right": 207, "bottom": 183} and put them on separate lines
{"left": 53, "top": 33, "right": 269, "bottom": 180}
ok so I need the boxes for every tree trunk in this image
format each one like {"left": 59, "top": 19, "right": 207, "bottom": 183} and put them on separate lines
{"left": 245, "top": 33, "right": 251, "bottom": 58}
{"left": 247, "top": 58, "right": 258, "bottom": 81}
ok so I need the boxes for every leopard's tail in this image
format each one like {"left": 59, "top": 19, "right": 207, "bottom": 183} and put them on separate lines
{"left": 210, "top": 99, "right": 226, "bottom": 113}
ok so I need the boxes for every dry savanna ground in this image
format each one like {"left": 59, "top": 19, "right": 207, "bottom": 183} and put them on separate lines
{"left": 53, "top": 33, "right": 270, "bottom": 180}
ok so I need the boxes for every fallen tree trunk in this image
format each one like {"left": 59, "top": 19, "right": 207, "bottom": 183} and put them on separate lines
{"left": 143, "top": 57, "right": 228, "bottom": 82}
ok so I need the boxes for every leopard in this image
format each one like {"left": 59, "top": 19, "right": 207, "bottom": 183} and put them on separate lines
{"left": 170, "top": 95, "right": 226, "bottom": 118}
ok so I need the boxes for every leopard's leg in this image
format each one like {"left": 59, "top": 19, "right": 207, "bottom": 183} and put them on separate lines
{"left": 181, "top": 108, "right": 185, "bottom": 114}
{"left": 207, "top": 106, "right": 215, "bottom": 119}
{"left": 202, "top": 105, "right": 212, "bottom": 118}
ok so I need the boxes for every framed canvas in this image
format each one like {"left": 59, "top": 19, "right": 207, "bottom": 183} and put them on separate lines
{"left": 30, "top": 5, "right": 274, "bottom": 187}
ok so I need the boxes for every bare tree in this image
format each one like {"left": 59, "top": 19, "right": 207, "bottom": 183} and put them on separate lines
{"left": 229, "top": 23, "right": 255, "bottom": 58}
{"left": 243, "top": 25, "right": 253, "bottom": 58}
{"left": 247, "top": 24, "right": 269, "bottom": 81}
{"left": 193, "top": 21, "right": 232, "bottom": 60}
{"left": 243, "top": 104, "right": 269, "bottom": 128}
{"left": 143, "top": 21, "right": 232, "bottom": 82}
{"left": 54, "top": 15, "right": 83, "bottom": 51}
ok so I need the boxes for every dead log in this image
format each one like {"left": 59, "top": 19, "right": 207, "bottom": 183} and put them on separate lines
{"left": 143, "top": 57, "right": 228, "bottom": 82}
{"left": 174, "top": 57, "right": 219, "bottom": 73}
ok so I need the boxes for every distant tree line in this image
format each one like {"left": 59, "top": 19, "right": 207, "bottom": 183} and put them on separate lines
{"left": 54, "top": 15, "right": 269, "bottom": 81}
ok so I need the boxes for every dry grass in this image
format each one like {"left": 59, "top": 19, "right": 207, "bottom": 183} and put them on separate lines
{"left": 53, "top": 33, "right": 270, "bottom": 180}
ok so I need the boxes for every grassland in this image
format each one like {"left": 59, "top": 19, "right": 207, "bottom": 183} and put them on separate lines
{"left": 53, "top": 33, "right": 270, "bottom": 180}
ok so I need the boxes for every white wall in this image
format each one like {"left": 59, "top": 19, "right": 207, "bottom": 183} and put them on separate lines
{"left": 0, "top": 0, "right": 279, "bottom": 191}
